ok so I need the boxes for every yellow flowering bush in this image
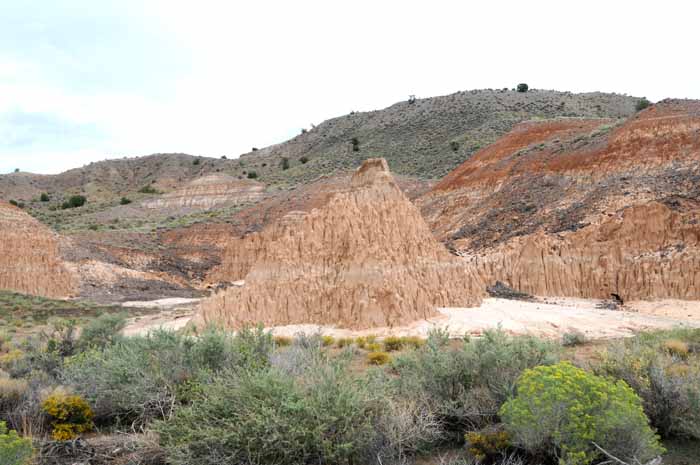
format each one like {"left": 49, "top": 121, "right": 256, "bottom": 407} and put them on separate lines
{"left": 367, "top": 352, "right": 391, "bottom": 365}
{"left": 465, "top": 427, "right": 510, "bottom": 460}
{"left": 500, "top": 362, "right": 663, "bottom": 465}
{"left": 42, "top": 392, "right": 94, "bottom": 441}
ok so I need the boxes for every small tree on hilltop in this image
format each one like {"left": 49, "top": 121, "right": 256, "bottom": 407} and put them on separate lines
{"left": 517, "top": 83, "right": 529, "bottom": 93}
{"left": 636, "top": 97, "right": 652, "bottom": 112}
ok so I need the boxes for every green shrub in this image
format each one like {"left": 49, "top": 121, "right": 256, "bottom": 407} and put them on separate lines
{"left": 0, "top": 421, "right": 33, "bottom": 465}
{"left": 368, "top": 351, "right": 391, "bottom": 365}
{"left": 336, "top": 337, "right": 353, "bottom": 348}
{"left": 120, "top": 197, "right": 132, "bottom": 205}
{"left": 157, "top": 362, "right": 382, "bottom": 465}
{"left": 596, "top": 330, "right": 700, "bottom": 439}
{"left": 321, "top": 335, "right": 335, "bottom": 347}
{"left": 393, "top": 329, "right": 558, "bottom": 435}
{"left": 500, "top": 362, "right": 663, "bottom": 465}
{"left": 138, "top": 185, "right": 158, "bottom": 194}
{"left": 40, "top": 193, "right": 50, "bottom": 202}
{"left": 61, "top": 195, "right": 86, "bottom": 209}
{"left": 636, "top": 97, "right": 652, "bottom": 111}
{"left": 42, "top": 391, "right": 94, "bottom": 440}
{"left": 280, "top": 157, "right": 290, "bottom": 170}
{"left": 562, "top": 330, "right": 586, "bottom": 347}
{"left": 299, "top": 156, "right": 309, "bottom": 164}
{"left": 192, "top": 158, "right": 200, "bottom": 165}
{"left": 62, "top": 327, "right": 273, "bottom": 428}
{"left": 247, "top": 171, "right": 258, "bottom": 179}
{"left": 78, "top": 313, "right": 126, "bottom": 350}
{"left": 516, "top": 83, "right": 528, "bottom": 93}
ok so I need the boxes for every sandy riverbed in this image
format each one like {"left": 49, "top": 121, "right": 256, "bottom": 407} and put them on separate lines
{"left": 121, "top": 296, "right": 700, "bottom": 339}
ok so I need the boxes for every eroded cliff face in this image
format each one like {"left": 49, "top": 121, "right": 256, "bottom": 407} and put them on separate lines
{"left": 196, "top": 159, "right": 484, "bottom": 330}
{"left": 468, "top": 202, "right": 700, "bottom": 301}
{"left": 0, "top": 202, "right": 77, "bottom": 298}
{"left": 141, "top": 174, "right": 264, "bottom": 210}
{"left": 421, "top": 99, "right": 700, "bottom": 301}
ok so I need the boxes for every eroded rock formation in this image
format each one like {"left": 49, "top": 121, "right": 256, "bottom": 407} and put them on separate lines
{"left": 0, "top": 202, "right": 77, "bottom": 298}
{"left": 196, "top": 159, "right": 483, "bottom": 329}
{"left": 421, "top": 99, "right": 700, "bottom": 301}
{"left": 468, "top": 201, "right": 700, "bottom": 301}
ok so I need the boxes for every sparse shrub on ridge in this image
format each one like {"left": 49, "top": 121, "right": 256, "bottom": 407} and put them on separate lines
{"left": 516, "top": 83, "right": 528, "bottom": 93}
{"left": 138, "top": 185, "right": 158, "bottom": 194}
{"left": 500, "top": 362, "right": 664, "bottom": 465}
{"left": 636, "top": 97, "right": 652, "bottom": 111}
{"left": 119, "top": 197, "right": 132, "bottom": 205}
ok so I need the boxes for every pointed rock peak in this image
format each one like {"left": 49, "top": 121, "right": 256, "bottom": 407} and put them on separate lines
{"left": 350, "top": 158, "right": 395, "bottom": 188}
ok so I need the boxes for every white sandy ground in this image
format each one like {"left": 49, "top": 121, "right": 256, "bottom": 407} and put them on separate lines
{"left": 121, "top": 297, "right": 700, "bottom": 339}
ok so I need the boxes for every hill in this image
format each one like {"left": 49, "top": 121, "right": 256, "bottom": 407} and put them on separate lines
{"left": 238, "top": 89, "right": 640, "bottom": 185}
{"left": 419, "top": 99, "right": 700, "bottom": 301}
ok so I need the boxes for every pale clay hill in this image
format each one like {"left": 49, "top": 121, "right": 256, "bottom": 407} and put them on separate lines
{"left": 0, "top": 201, "right": 76, "bottom": 298}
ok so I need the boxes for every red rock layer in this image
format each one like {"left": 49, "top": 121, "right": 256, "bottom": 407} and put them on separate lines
{"left": 421, "top": 99, "right": 700, "bottom": 301}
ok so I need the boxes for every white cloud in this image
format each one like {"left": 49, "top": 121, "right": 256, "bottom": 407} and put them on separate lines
{"left": 1, "top": 0, "right": 699, "bottom": 174}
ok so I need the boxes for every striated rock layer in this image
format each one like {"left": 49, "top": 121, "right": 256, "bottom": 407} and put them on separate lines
{"left": 0, "top": 202, "right": 77, "bottom": 298}
{"left": 141, "top": 174, "right": 264, "bottom": 210}
{"left": 420, "top": 99, "right": 700, "bottom": 301}
{"left": 468, "top": 201, "right": 700, "bottom": 301}
{"left": 196, "top": 159, "right": 484, "bottom": 330}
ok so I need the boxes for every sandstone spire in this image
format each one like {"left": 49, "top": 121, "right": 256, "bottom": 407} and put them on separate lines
{"left": 195, "top": 158, "right": 484, "bottom": 329}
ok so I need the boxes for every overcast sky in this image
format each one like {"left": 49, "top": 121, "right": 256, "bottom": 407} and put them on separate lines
{"left": 1, "top": 0, "right": 698, "bottom": 174}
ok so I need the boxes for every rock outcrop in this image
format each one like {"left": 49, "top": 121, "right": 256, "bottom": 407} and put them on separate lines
{"left": 0, "top": 202, "right": 77, "bottom": 298}
{"left": 468, "top": 201, "right": 700, "bottom": 301}
{"left": 420, "top": 99, "right": 700, "bottom": 301}
{"left": 141, "top": 174, "right": 264, "bottom": 210}
{"left": 196, "top": 159, "right": 483, "bottom": 330}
